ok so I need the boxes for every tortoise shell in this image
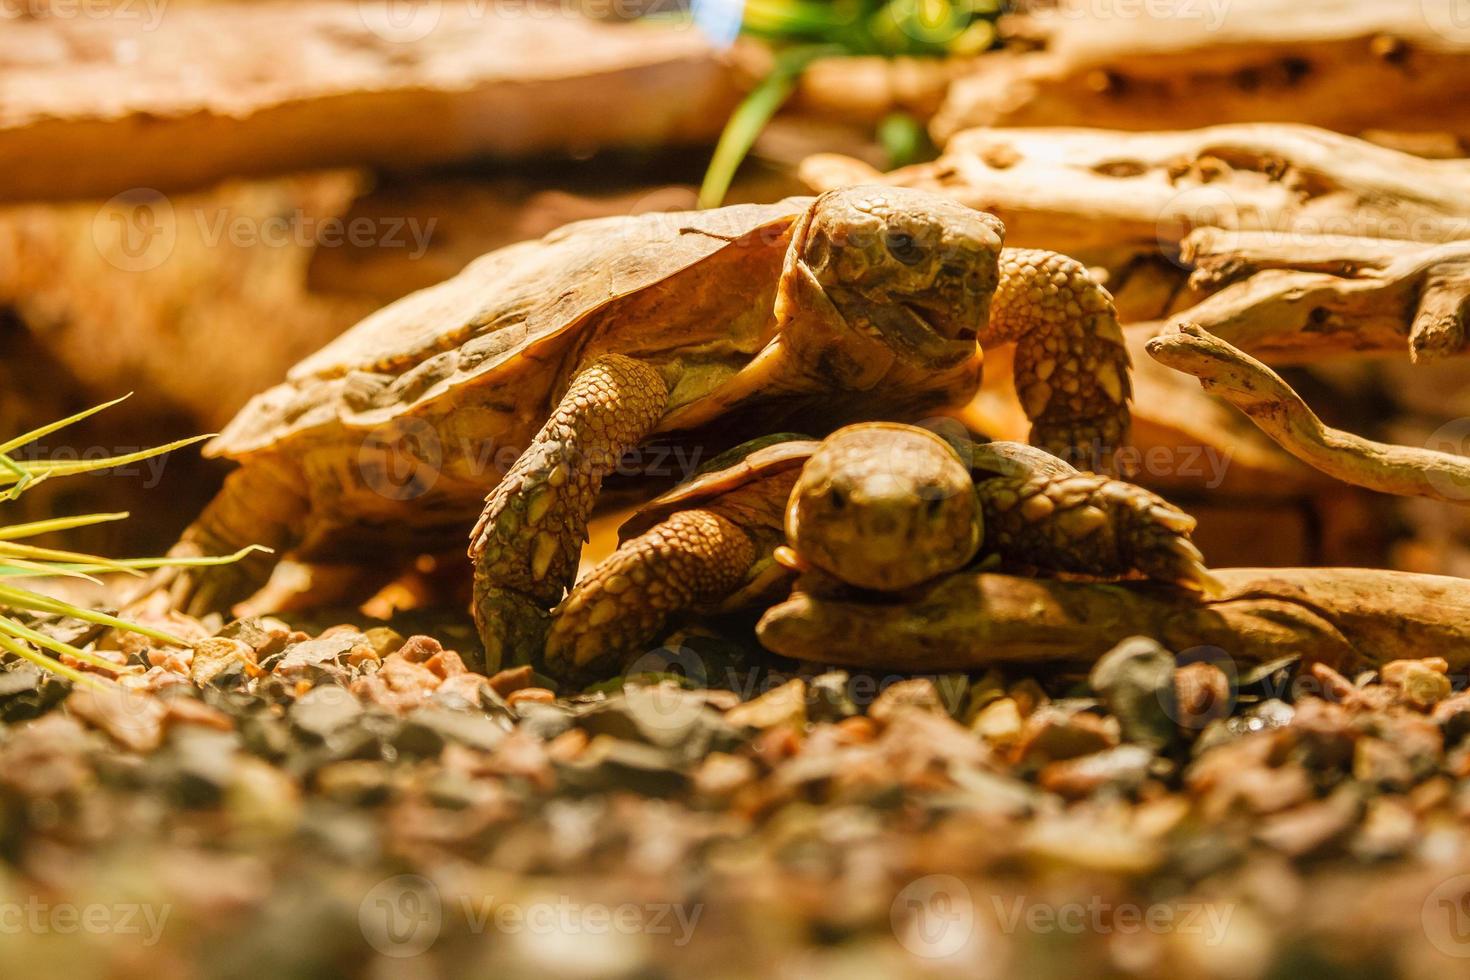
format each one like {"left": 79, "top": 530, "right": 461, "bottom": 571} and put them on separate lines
{"left": 210, "top": 198, "right": 814, "bottom": 459}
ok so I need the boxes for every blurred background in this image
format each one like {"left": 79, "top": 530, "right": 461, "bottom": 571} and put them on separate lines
{"left": 5, "top": 0, "right": 1470, "bottom": 587}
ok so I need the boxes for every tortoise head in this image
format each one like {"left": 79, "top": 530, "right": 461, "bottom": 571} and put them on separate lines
{"left": 785, "top": 423, "right": 981, "bottom": 591}
{"left": 793, "top": 186, "right": 1004, "bottom": 368}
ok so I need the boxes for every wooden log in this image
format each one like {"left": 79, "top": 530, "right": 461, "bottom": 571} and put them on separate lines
{"left": 0, "top": 2, "right": 742, "bottom": 201}
{"left": 757, "top": 568, "right": 1470, "bottom": 673}
{"left": 932, "top": 0, "right": 1470, "bottom": 145}
{"left": 1147, "top": 323, "right": 1470, "bottom": 501}
{"left": 1177, "top": 231, "right": 1470, "bottom": 362}
{"left": 801, "top": 124, "right": 1470, "bottom": 261}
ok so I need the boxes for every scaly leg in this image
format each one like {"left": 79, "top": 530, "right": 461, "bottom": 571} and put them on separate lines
{"left": 544, "top": 508, "right": 760, "bottom": 684}
{"left": 470, "top": 355, "right": 667, "bottom": 670}
{"left": 978, "top": 472, "right": 1219, "bottom": 593}
{"left": 145, "top": 459, "right": 310, "bottom": 616}
{"left": 986, "top": 248, "right": 1132, "bottom": 471}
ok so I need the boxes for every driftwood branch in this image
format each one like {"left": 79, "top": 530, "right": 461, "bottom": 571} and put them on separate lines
{"left": 801, "top": 124, "right": 1470, "bottom": 260}
{"left": 757, "top": 568, "right": 1470, "bottom": 672}
{"left": 1146, "top": 323, "right": 1470, "bottom": 501}
{"left": 0, "top": 4, "right": 740, "bottom": 201}
{"left": 1174, "top": 231, "right": 1470, "bottom": 361}
{"left": 933, "top": 0, "right": 1470, "bottom": 144}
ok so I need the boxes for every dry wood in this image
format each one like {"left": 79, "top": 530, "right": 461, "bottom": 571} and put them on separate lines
{"left": 1177, "top": 231, "right": 1470, "bottom": 362}
{"left": 757, "top": 567, "right": 1470, "bottom": 672}
{"left": 801, "top": 124, "right": 1470, "bottom": 261}
{"left": 1147, "top": 323, "right": 1470, "bottom": 502}
{"left": 933, "top": 0, "right": 1470, "bottom": 144}
{"left": 0, "top": 3, "right": 741, "bottom": 201}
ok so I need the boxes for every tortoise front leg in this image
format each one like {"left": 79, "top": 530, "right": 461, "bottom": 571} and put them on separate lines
{"left": 470, "top": 355, "right": 667, "bottom": 670}
{"left": 544, "top": 509, "right": 763, "bottom": 684}
{"left": 977, "top": 471, "right": 1219, "bottom": 593}
{"left": 986, "top": 248, "right": 1132, "bottom": 471}
{"left": 145, "top": 459, "right": 309, "bottom": 616}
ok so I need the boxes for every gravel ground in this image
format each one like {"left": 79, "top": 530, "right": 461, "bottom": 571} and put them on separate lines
{"left": 2, "top": 606, "right": 1470, "bottom": 979}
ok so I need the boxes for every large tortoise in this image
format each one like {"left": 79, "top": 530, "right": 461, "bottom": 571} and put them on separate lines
{"left": 153, "top": 186, "right": 1132, "bottom": 669}
{"left": 548, "top": 423, "right": 1211, "bottom": 681}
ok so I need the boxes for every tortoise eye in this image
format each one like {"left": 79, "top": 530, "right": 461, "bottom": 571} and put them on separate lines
{"left": 827, "top": 488, "right": 847, "bottom": 511}
{"left": 884, "top": 230, "right": 926, "bottom": 265}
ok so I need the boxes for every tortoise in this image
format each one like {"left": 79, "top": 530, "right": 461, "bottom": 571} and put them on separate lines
{"left": 151, "top": 186, "right": 1132, "bottom": 669}
{"left": 546, "top": 422, "right": 1214, "bottom": 682}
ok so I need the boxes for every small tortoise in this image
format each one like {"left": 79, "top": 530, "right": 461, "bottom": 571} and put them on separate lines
{"left": 153, "top": 187, "right": 1131, "bottom": 667}
{"left": 547, "top": 423, "right": 1213, "bottom": 681}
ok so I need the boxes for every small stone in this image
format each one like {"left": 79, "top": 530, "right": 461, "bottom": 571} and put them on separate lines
{"left": 1013, "top": 706, "right": 1119, "bottom": 767}
{"left": 488, "top": 665, "right": 536, "bottom": 697}
{"left": 507, "top": 687, "right": 556, "bottom": 708}
{"left": 1089, "top": 637, "right": 1175, "bottom": 748}
{"left": 556, "top": 736, "right": 688, "bottom": 796}
{"left": 289, "top": 685, "right": 364, "bottom": 740}
{"left": 834, "top": 716, "right": 878, "bottom": 744}
{"left": 190, "top": 637, "right": 253, "bottom": 687}
{"left": 693, "top": 752, "right": 756, "bottom": 799}
{"left": 1353, "top": 736, "right": 1414, "bottom": 790}
{"left": 1174, "top": 662, "right": 1232, "bottom": 730}
{"left": 1255, "top": 787, "right": 1361, "bottom": 857}
{"left": 276, "top": 631, "right": 366, "bottom": 676}
{"left": 1381, "top": 658, "right": 1452, "bottom": 709}
{"left": 1022, "top": 815, "right": 1162, "bottom": 875}
{"left": 316, "top": 760, "right": 397, "bottom": 805}
{"left": 162, "top": 695, "right": 235, "bottom": 733}
{"left": 725, "top": 679, "right": 807, "bottom": 731}
{"left": 869, "top": 678, "right": 944, "bottom": 727}
{"left": 1351, "top": 796, "right": 1418, "bottom": 861}
{"left": 400, "top": 705, "right": 508, "bottom": 754}
{"left": 972, "top": 698, "right": 1023, "bottom": 746}
{"left": 1038, "top": 745, "right": 1156, "bottom": 798}
{"left": 805, "top": 671, "right": 856, "bottom": 722}
{"left": 66, "top": 684, "right": 166, "bottom": 753}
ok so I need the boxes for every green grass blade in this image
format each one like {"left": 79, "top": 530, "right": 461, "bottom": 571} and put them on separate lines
{"left": 0, "top": 512, "right": 129, "bottom": 541}
{"left": 698, "top": 45, "right": 838, "bottom": 210}
{"left": 0, "top": 584, "right": 189, "bottom": 648}
{"left": 0, "top": 394, "right": 133, "bottom": 456}
{"left": 0, "top": 629, "right": 108, "bottom": 690}
{"left": 1, "top": 435, "right": 213, "bottom": 486}
{"left": 0, "top": 615, "right": 129, "bottom": 674}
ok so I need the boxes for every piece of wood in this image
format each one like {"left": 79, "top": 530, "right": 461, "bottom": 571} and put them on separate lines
{"left": 1147, "top": 323, "right": 1470, "bottom": 501}
{"left": 758, "top": 567, "right": 1470, "bottom": 672}
{"left": 933, "top": 0, "right": 1470, "bottom": 145}
{"left": 0, "top": 3, "right": 742, "bottom": 201}
{"left": 801, "top": 124, "right": 1470, "bottom": 262}
{"left": 1177, "top": 231, "right": 1470, "bottom": 362}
